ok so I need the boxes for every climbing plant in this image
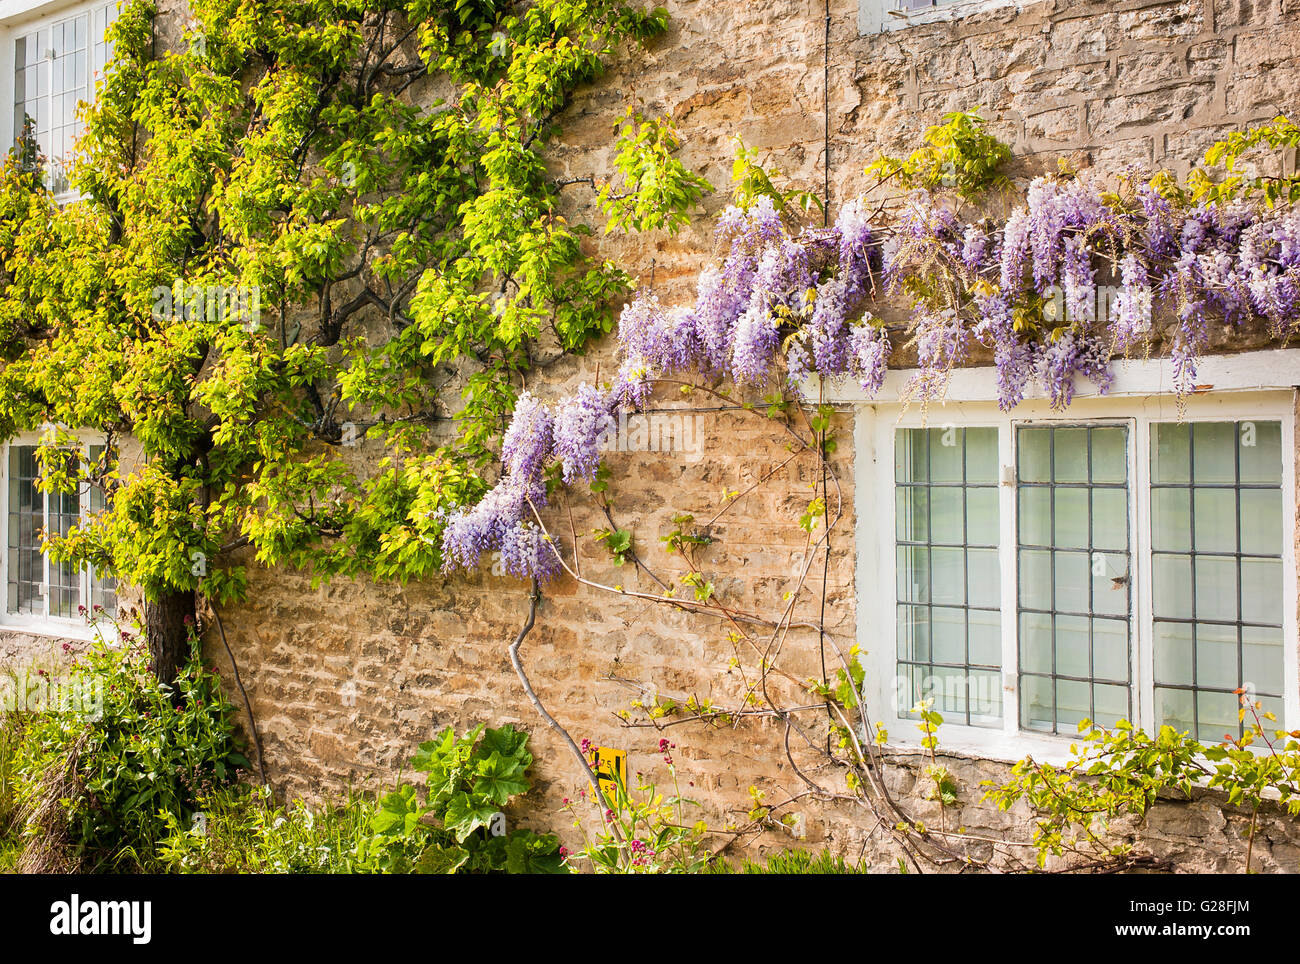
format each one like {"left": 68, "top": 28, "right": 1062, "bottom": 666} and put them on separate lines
{"left": 0, "top": 0, "right": 708, "bottom": 684}
{"left": 442, "top": 112, "right": 1300, "bottom": 872}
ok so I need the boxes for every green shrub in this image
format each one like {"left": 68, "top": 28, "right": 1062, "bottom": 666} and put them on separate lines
{"left": 0, "top": 705, "right": 29, "bottom": 871}
{"left": 359, "top": 723, "right": 567, "bottom": 874}
{"left": 158, "top": 784, "right": 387, "bottom": 873}
{"left": 13, "top": 622, "right": 247, "bottom": 871}
{"left": 159, "top": 724, "right": 567, "bottom": 875}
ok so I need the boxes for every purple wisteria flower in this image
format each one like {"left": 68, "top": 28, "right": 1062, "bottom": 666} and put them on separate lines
{"left": 1033, "top": 330, "right": 1113, "bottom": 410}
{"left": 1111, "top": 253, "right": 1153, "bottom": 351}
{"left": 553, "top": 382, "right": 617, "bottom": 484}
{"left": 445, "top": 164, "right": 1300, "bottom": 584}
{"left": 807, "top": 276, "right": 851, "bottom": 377}
{"left": 441, "top": 479, "right": 528, "bottom": 573}
{"left": 731, "top": 301, "right": 780, "bottom": 384}
{"left": 693, "top": 264, "right": 744, "bottom": 373}
{"left": 499, "top": 521, "right": 560, "bottom": 581}
{"left": 501, "top": 391, "right": 553, "bottom": 498}
{"left": 848, "top": 320, "right": 889, "bottom": 395}
{"left": 835, "top": 198, "right": 875, "bottom": 298}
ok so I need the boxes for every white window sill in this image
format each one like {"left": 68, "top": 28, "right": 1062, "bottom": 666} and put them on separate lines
{"left": 880, "top": 721, "right": 1082, "bottom": 767}
{"left": 0, "top": 613, "right": 117, "bottom": 642}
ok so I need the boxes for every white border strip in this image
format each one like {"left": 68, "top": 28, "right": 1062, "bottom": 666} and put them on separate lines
{"left": 815, "top": 348, "right": 1300, "bottom": 405}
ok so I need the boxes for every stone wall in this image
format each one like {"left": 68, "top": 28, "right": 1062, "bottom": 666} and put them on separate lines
{"left": 203, "top": 0, "right": 1300, "bottom": 870}
{"left": 3, "top": 0, "right": 1300, "bottom": 871}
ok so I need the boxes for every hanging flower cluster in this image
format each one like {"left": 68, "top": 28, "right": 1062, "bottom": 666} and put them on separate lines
{"left": 440, "top": 171, "right": 1300, "bottom": 581}
{"left": 614, "top": 196, "right": 889, "bottom": 401}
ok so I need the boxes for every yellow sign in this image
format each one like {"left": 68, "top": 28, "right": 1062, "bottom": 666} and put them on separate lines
{"left": 587, "top": 746, "right": 627, "bottom": 803}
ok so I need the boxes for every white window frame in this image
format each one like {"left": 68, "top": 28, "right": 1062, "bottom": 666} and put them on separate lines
{"left": 0, "top": 428, "right": 115, "bottom": 639}
{"left": 859, "top": 0, "right": 1023, "bottom": 34}
{"left": 827, "top": 348, "right": 1300, "bottom": 764}
{"left": 0, "top": 0, "right": 120, "bottom": 202}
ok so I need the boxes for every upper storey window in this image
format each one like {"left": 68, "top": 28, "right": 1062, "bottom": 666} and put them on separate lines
{"left": 7, "top": 0, "right": 120, "bottom": 199}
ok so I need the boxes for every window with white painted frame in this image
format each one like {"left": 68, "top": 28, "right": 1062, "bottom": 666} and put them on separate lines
{"left": 858, "top": 0, "right": 1021, "bottom": 34}
{"left": 850, "top": 358, "right": 1298, "bottom": 759}
{"left": 4, "top": 0, "right": 121, "bottom": 199}
{"left": 1, "top": 433, "right": 116, "bottom": 635}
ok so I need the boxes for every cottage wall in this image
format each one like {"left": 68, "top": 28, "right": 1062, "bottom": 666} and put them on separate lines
{"left": 4, "top": 0, "right": 1300, "bottom": 870}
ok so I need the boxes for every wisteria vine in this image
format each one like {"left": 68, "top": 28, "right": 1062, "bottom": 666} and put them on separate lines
{"left": 440, "top": 169, "right": 1300, "bottom": 582}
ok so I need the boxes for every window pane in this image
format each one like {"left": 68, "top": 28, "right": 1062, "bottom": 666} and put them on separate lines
{"left": 929, "top": 428, "right": 962, "bottom": 483}
{"left": 1155, "top": 686, "right": 1195, "bottom": 735}
{"left": 968, "top": 609, "right": 1000, "bottom": 667}
{"left": 1020, "top": 674, "right": 1054, "bottom": 733}
{"left": 1195, "top": 622, "right": 1238, "bottom": 691}
{"left": 1053, "top": 550, "right": 1090, "bottom": 613}
{"left": 1053, "top": 488, "right": 1089, "bottom": 548}
{"left": 1018, "top": 428, "right": 1051, "bottom": 482}
{"left": 897, "top": 545, "right": 929, "bottom": 603}
{"left": 87, "top": 443, "right": 116, "bottom": 615}
{"left": 1018, "top": 548, "right": 1052, "bottom": 610}
{"left": 1241, "top": 557, "right": 1281, "bottom": 625}
{"left": 1054, "top": 614, "right": 1089, "bottom": 678}
{"left": 965, "top": 427, "right": 998, "bottom": 483}
{"left": 1151, "top": 423, "right": 1190, "bottom": 483}
{"left": 1093, "top": 683, "right": 1129, "bottom": 729}
{"left": 897, "top": 604, "right": 931, "bottom": 662}
{"left": 895, "top": 428, "right": 926, "bottom": 482}
{"left": 1053, "top": 428, "right": 1090, "bottom": 482}
{"left": 1194, "top": 555, "right": 1237, "bottom": 622}
{"left": 1091, "top": 488, "right": 1127, "bottom": 551}
{"left": 928, "top": 665, "right": 968, "bottom": 719}
{"left": 930, "top": 547, "right": 964, "bottom": 606}
{"left": 968, "top": 669, "right": 1002, "bottom": 725}
{"left": 1192, "top": 422, "right": 1236, "bottom": 483}
{"left": 1242, "top": 625, "right": 1283, "bottom": 698}
{"left": 1151, "top": 488, "right": 1191, "bottom": 551}
{"left": 894, "top": 427, "right": 1002, "bottom": 727}
{"left": 1090, "top": 427, "right": 1127, "bottom": 483}
{"left": 1056, "top": 678, "right": 1090, "bottom": 728}
{"left": 1197, "top": 690, "right": 1240, "bottom": 741}
{"left": 929, "top": 486, "right": 963, "bottom": 544}
{"left": 1154, "top": 618, "right": 1190, "bottom": 685}
{"left": 930, "top": 607, "right": 966, "bottom": 665}
{"left": 966, "top": 488, "right": 998, "bottom": 545}
{"left": 1152, "top": 553, "right": 1193, "bottom": 619}
{"left": 1149, "top": 419, "right": 1285, "bottom": 738}
{"left": 896, "top": 486, "right": 927, "bottom": 542}
{"left": 1192, "top": 488, "right": 1235, "bottom": 553}
{"left": 1238, "top": 419, "right": 1282, "bottom": 484}
{"left": 1091, "top": 559, "right": 1128, "bottom": 617}
{"left": 967, "top": 547, "right": 999, "bottom": 608}
{"left": 1240, "top": 489, "right": 1282, "bottom": 555}
{"left": 1019, "top": 611, "right": 1052, "bottom": 675}
{"left": 7, "top": 445, "right": 42, "bottom": 615}
{"left": 1018, "top": 487, "right": 1050, "bottom": 546}
{"left": 1092, "top": 618, "right": 1129, "bottom": 682}
{"left": 1016, "top": 424, "right": 1131, "bottom": 734}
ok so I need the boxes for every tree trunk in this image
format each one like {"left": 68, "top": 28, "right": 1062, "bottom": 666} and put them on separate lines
{"left": 145, "top": 588, "right": 197, "bottom": 695}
